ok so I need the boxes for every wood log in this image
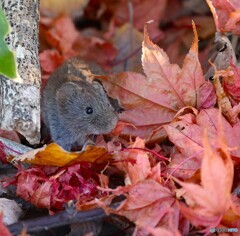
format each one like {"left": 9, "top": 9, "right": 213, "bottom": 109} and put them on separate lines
{"left": 0, "top": 0, "right": 41, "bottom": 144}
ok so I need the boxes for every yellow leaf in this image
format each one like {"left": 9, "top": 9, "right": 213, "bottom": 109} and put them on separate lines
{"left": 40, "top": 0, "right": 89, "bottom": 16}
{"left": 13, "top": 143, "right": 112, "bottom": 167}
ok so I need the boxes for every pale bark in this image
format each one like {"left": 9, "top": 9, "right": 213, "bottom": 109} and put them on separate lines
{"left": 0, "top": 0, "right": 41, "bottom": 144}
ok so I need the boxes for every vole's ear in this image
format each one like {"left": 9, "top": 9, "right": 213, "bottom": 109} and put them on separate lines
{"left": 57, "top": 82, "right": 83, "bottom": 108}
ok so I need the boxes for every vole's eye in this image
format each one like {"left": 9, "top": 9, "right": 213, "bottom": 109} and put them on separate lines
{"left": 86, "top": 106, "right": 93, "bottom": 114}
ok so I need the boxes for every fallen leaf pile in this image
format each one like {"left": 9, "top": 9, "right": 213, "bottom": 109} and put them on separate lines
{"left": 1, "top": 0, "right": 240, "bottom": 235}
{"left": 3, "top": 144, "right": 113, "bottom": 211}
{"left": 5, "top": 163, "right": 107, "bottom": 211}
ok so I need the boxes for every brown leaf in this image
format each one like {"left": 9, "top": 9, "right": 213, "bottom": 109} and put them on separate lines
{"left": 112, "top": 0, "right": 167, "bottom": 37}
{"left": 111, "top": 23, "right": 143, "bottom": 73}
{"left": 75, "top": 36, "right": 118, "bottom": 70}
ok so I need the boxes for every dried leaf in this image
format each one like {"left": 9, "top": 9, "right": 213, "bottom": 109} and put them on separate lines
{"left": 39, "top": 49, "right": 64, "bottom": 74}
{"left": 198, "top": 81, "right": 216, "bottom": 109}
{"left": 225, "top": 10, "right": 240, "bottom": 35}
{"left": 142, "top": 226, "right": 182, "bottom": 236}
{"left": 175, "top": 122, "right": 234, "bottom": 227}
{"left": 111, "top": 23, "right": 143, "bottom": 73}
{"left": 223, "top": 62, "right": 240, "bottom": 104}
{"left": 0, "top": 215, "right": 11, "bottom": 236}
{"left": 9, "top": 163, "right": 107, "bottom": 210}
{"left": 75, "top": 36, "right": 118, "bottom": 70}
{"left": 99, "top": 22, "right": 215, "bottom": 141}
{"left": 40, "top": 0, "right": 89, "bottom": 17}
{"left": 206, "top": 0, "right": 240, "bottom": 35}
{"left": 223, "top": 195, "right": 240, "bottom": 227}
{"left": 99, "top": 72, "right": 176, "bottom": 141}
{"left": 113, "top": 137, "right": 151, "bottom": 185}
{"left": 45, "top": 15, "right": 79, "bottom": 54}
{"left": 14, "top": 143, "right": 112, "bottom": 167}
{"left": 112, "top": 0, "right": 167, "bottom": 37}
{"left": 164, "top": 108, "right": 240, "bottom": 179}
{"left": 98, "top": 179, "right": 181, "bottom": 235}
{"left": 143, "top": 21, "right": 215, "bottom": 109}
{"left": 214, "top": 72, "right": 240, "bottom": 124}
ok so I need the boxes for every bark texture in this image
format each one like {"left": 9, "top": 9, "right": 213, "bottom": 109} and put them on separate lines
{"left": 0, "top": 0, "right": 41, "bottom": 144}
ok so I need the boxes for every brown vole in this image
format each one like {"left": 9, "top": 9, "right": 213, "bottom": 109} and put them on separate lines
{"left": 42, "top": 58, "right": 118, "bottom": 151}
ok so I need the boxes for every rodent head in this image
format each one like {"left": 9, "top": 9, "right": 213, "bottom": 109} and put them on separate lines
{"left": 56, "top": 80, "right": 118, "bottom": 136}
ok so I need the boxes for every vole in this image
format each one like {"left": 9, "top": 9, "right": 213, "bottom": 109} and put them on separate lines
{"left": 42, "top": 58, "right": 118, "bottom": 151}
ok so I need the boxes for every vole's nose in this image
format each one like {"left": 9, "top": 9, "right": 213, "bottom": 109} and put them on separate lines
{"left": 115, "top": 107, "right": 124, "bottom": 114}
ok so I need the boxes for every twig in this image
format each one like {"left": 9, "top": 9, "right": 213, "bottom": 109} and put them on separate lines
{"left": 231, "top": 35, "right": 239, "bottom": 54}
{"left": 8, "top": 206, "right": 106, "bottom": 235}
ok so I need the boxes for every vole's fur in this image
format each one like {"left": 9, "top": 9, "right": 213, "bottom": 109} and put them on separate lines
{"left": 42, "top": 58, "right": 118, "bottom": 151}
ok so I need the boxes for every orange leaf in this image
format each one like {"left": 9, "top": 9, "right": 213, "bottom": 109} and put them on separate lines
{"left": 164, "top": 108, "right": 240, "bottom": 179}
{"left": 225, "top": 10, "right": 240, "bottom": 35}
{"left": 175, "top": 117, "right": 234, "bottom": 227}
{"left": 14, "top": 143, "right": 112, "bottom": 167}
{"left": 142, "top": 21, "right": 215, "bottom": 110}
{"left": 113, "top": 137, "right": 152, "bottom": 185}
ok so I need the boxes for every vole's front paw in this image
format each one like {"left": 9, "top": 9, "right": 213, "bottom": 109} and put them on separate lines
{"left": 81, "top": 137, "right": 96, "bottom": 151}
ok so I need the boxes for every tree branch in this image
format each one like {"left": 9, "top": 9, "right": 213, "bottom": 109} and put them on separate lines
{"left": 7, "top": 206, "right": 106, "bottom": 235}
